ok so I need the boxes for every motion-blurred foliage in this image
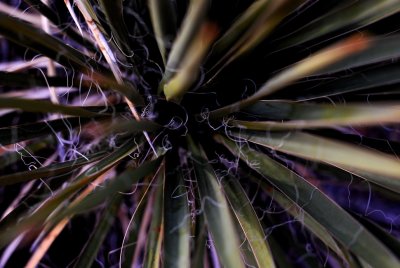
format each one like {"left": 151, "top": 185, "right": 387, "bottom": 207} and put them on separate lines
{"left": 0, "top": 0, "right": 400, "bottom": 267}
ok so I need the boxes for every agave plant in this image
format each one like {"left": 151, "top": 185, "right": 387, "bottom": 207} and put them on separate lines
{"left": 0, "top": 0, "right": 400, "bottom": 267}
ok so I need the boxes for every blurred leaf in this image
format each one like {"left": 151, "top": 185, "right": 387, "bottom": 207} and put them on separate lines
{"left": 188, "top": 137, "right": 245, "bottom": 268}
{"left": 233, "top": 131, "right": 400, "bottom": 192}
{"left": 0, "top": 151, "right": 106, "bottom": 186}
{"left": 121, "top": 174, "right": 159, "bottom": 268}
{"left": 74, "top": 195, "right": 122, "bottom": 268}
{"left": 210, "top": 0, "right": 271, "bottom": 56}
{"left": 260, "top": 183, "right": 347, "bottom": 261}
{"left": 209, "top": 35, "right": 370, "bottom": 118}
{"left": 143, "top": 168, "right": 164, "bottom": 268}
{"left": 75, "top": 0, "right": 108, "bottom": 37}
{"left": 0, "top": 11, "right": 107, "bottom": 75}
{"left": 163, "top": 0, "right": 209, "bottom": 83}
{"left": 0, "top": 71, "right": 65, "bottom": 88}
{"left": 0, "top": 97, "right": 97, "bottom": 117}
{"left": 0, "top": 73, "right": 143, "bottom": 104}
{"left": 56, "top": 157, "right": 163, "bottom": 218}
{"left": 216, "top": 135, "right": 400, "bottom": 268}
{"left": 315, "top": 35, "right": 400, "bottom": 75}
{"left": 267, "top": 236, "right": 294, "bottom": 268}
{"left": 234, "top": 101, "right": 400, "bottom": 130}
{"left": 23, "top": 0, "right": 95, "bottom": 50}
{"left": 0, "top": 138, "right": 141, "bottom": 248}
{"left": 98, "top": 0, "right": 134, "bottom": 59}
{"left": 164, "top": 22, "right": 218, "bottom": 101}
{"left": 0, "top": 117, "right": 94, "bottom": 146}
{"left": 222, "top": 177, "right": 276, "bottom": 268}
{"left": 192, "top": 214, "right": 207, "bottom": 268}
{"left": 0, "top": 139, "right": 52, "bottom": 169}
{"left": 207, "top": 0, "right": 304, "bottom": 81}
{"left": 148, "top": 0, "right": 177, "bottom": 64}
{"left": 163, "top": 170, "right": 190, "bottom": 268}
{"left": 277, "top": 0, "right": 400, "bottom": 49}
{"left": 297, "top": 64, "right": 400, "bottom": 101}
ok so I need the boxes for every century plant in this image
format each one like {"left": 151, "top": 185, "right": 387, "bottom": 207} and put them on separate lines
{"left": 0, "top": 0, "right": 400, "bottom": 267}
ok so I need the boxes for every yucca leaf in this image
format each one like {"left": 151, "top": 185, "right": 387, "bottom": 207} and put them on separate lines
{"left": 209, "top": 0, "right": 271, "bottom": 56}
{"left": 0, "top": 117, "right": 94, "bottom": 146}
{"left": 0, "top": 12, "right": 106, "bottom": 75}
{"left": 297, "top": 64, "right": 400, "bottom": 101}
{"left": 209, "top": 35, "right": 370, "bottom": 118}
{"left": 74, "top": 195, "right": 122, "bottom": 268}
{"left": 0, "top": 97, "right": 97, "bottom": 117}
{"left": 74, "top": 0, "right": 108, "bottom": 37}
{"left": 188, "top": 137, "right": 246, "bottom": 268}
{"left": 216, "top": 135, "right": 400, "bottom": 268}
{"left": 232, "top": 131, "right": 400, "bottom": 192}
{"left": 354, "top": 216, "right": 400, "bottom": 257}
{"left": 207, "top": 0, "right": 304, "bottom": 80}
{"left": 22, "top": 0, "right": 95, "bottom": 51}
{"left": 164, "top": 22, "right": 218, "bottom": 101}
{"left": 277, "top": 0, "right": 400, "bottom": 49}
{"left": 258, "top": 182, "right": 347, "bottom": 261}
{"left": 267, "top": 237, "right": 294, "bottom": 268}
{"left": 314, "top": 35, "right": 400, "bottom": 75}
{"left": 0, "top": 71, "right": 87, "bottom": 90}
{"left": 0, "top": 138, "right": 141, "bottom": 248}
{"left": 234, "top": 101, "right": 400, "bottom": 130}
{"left": 98, "top": 0, "right": 133, "bottom": 59}
{"left": 163, "top": 170, "right": 190, "bottom": 268}
{"left": 0, "top": 8, "right": 143, "bottom": 104}
{"left": 0, "top": 151, "right": 106, "bottom": 186}
{"left": 192, "top": 214, "right": 207, "bottom": 268}
{"left": 143, "top": 169, "right": 164, "bottom": 268}
{"left": 163, "top": 0, "right": 209, "bottom": 83}
{"left": 54, "top": 157, "right": 163, "bottom": 220}
{"left": 0, "top": 139, "right": 52, "bottom": 169}
{"left": 148, "top": 0, "right": 177, "bottom": 64}
{"left": 121, "top": 175, "right": 159, "bottom": 268}
{"left": 222, "top": 176, "right": 276, "bottom": 268}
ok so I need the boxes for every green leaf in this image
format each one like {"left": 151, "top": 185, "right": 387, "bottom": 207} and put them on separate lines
{"left": 0, "top": 139, "right": 53, "bottom": 169}
{"left": 0, "top": 11, "right": 107, "bottom": 75}
{"left": 188, "top": 137, "right": 245, "bottom": 268}
{"left": 23, "top": 0, "right": 96, "bottom": 51}
{"left": 121, "top": 174, "right": 159, "bottom": 268}
{"left": 297, "top": 64, "right": 400, "bottom": 101}
{"left": 192, "top": 214, "right": 207, "bottom": 268}
{"left": 234, "top": 101, "right": 400, "bottom": 130}
{"left": 277, "top": 0, "right": 400, "bottom": 49}
{"left": 0, "top": 73, "right": 142, "bottom": 104}
{"left": 231, "top": 131, "right": 400, "bottom": 193}
{"left": 222, "top": 177, "right": 276, "bottom": 268}
{"left": 148, "top": 0, "right": 177, "bottom": 64}
{"left": 98, "top": 0, "right": 133, "bottom": 57}
{"left": 0, "top": 117, "right": 94, "bottom": 146}
{"left": 163, "top": 0, "right": 209, "bottom": 83}
{"left": 216, "top": 135, "right": 400, "bottom": 268}
{"left": 0, "top": 138, "right": 141, "bottom": 249}
{"left": 56, "top": 157, "right": 163, "bottom": 218}
{"left": 315, "top": 35, "right": 400, "bottom": 75}
{"left": 209, "top": 0, "right": 271, "bottom": 57}
{"left": 0, "top": 97, "right": 97, "bottom": 117}
{"left": 209, "top": 35, "right": 369, "bottom": 118}
{"left": 143, "top": 168, "right": 164, "bottom": 268}
{"left": 163, "top": 22, "right": 218, "bottom": 101}
{"left": 74, "top": 195, "right": 122, "bottom": 268}
{"left": 0, "top": 151, "right": 106, "bottom": 186}
{"left": 163, "top": 169, "right": 190, "bottom": 268}
{"left": 207, "top": 0, "right": 304, "bottom": 81}
{"left": 258, "top": 182, "right": 347, "bottom": 261}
